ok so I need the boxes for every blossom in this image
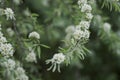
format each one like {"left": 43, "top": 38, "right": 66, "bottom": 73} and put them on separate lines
{"left": 86, "top": 13, "right": 93, "bottom": 20}
{"left": 79, "top": 21, "right": 90, "bottom": 30}
{"left": 28, "top": 31, "right": 40, "bottom": 39}
{"left": 0, "top": 37, "right": 7, "bottom": 43}
{"left": 46, "top": 53, "right": 65, "bottom": 72}
{"left": 15, "top": 67, "right": 25, "bottom": 75}
{"left": 0, "top": 43, "right": 14, "bottom": 57}
{"left": 52, "top": 53, "right": 65, "bottom": 64}
{"left": 16, "top": 74, "right": 29, "bottom": 80}
{"left": 73, "top": 30, "right": 84, "bottom": 40}
{"left": 73, "top": 29, "right": 90, "bottom": 40}
{"left": 25, "top": 50, "right": 37, "bottom": 62}
{"left": 78, "top": 0, "right": 87, "bottom": 8}
{"left": 65, "top": 25, "right": 75, "bottom": 33}
{"left": 75, "top": 25, "right": 82, "bottom": 30}
{"left": 75, "top": 21, "right": 90, "bottom": 30}
{"left": 1, "top": 59, "right": 16, "bottom": 70}
{"left": 81, "top": 4, "right": 92, "bottom": 12}
{"left": 15, "top": 66, "right": 29, "bottom": 80}
{"left": 6, "top": 28, "right": 14, "bottom": 37}
{"left": 103, "top": 23, "right": 111, "bottom": 33}
{"left": 4, "top": 8, "right": 15, "bottom": 20}
{"left": 83, "top": 29, "right": 90, "bottom": 38}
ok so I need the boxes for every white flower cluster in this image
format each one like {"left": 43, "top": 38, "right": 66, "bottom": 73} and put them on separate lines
{"left": 103, "top": 22, "right": 111, "bottom": 33}
{"left": 86, "top": 13, "right": 93, "bottom": 20}
{"left": 0, "top": 33, "right": 7, "bottom": 43}
{"left": 28, "top": 31, "right": 40, "bottom": 39}
{"left": 78, "top": 0, "right": 93, "bottom": 20}
{"left": 0, "top": 43, "right": 14, "bottom": 57}
{"left": 46, "top": 53, "right": 65, "bottom": 72}
{"left": 1, "top": 59, "right": 16, "bottom": 70}
{"left": 73, "top": 21, "right": 90, "bottom": 40}
{"left": 78, "top": 0, "right": 87, "bottom": 8}
{"left": 6, "top": 28, "right": 14, "bottom": 37}
{"left": 73, "top": 0, "right": 93, "bottom": 41}
{"left": 0, "top": 25, "right": 29, "bottom": 80}
{"left": 0, "top": 26, "right": 14, "bottom": 57}
{"left": 26, "top": 31, "right": 40, "bottom": 63}
{"left": 52, "top": 53, "right": 65, "bottom": 64}
{"left": 81, "top": 4, "right": 92, "bottom": 13}
{"left": 73, "top": 28, "right": 90, "bottom": 40}
{"left": 25, "top": 50, "right": 37, "bottom": 63}
{"left": 15, "top": 67, "right": 29, "bottom": 80}
{"left": 0, "top": 25, "right": 16, "bottom": 72}
{"left": 63, "top": 0, "right": 93, "bottom": 65}
{"left": 4, "top": 8, "right": 15, "bottom": 20}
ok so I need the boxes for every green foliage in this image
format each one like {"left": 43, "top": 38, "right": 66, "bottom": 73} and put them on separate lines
{"left": 101, "top": 0, "right": 120, "bottom": 11}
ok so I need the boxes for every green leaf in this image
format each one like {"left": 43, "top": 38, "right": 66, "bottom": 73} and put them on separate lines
{"left": 101, "top": 0, "right": 120, "bottom": 12}
{"left": 31, "top": 13, "right": 39, "bottom": 17}
{"left": 82, "top": 46, "right": 91, "bottom": 54}
{"left": 40, "top": 44, "right": 50, "bottom": 49}
{"left": 37, "top": 46, "right": 41, "bottom": 58}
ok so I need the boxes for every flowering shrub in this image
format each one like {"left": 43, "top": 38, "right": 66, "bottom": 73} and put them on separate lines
{"left": 0, "top": 0, "right": 120, "bottom": 80}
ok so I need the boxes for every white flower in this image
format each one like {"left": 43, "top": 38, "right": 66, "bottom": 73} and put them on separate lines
{"left": 73, "top": 29, "right": 90, "bottom": 40}
{"left": 103, "top": 23, "right": 111, "bottom": 33}
{"left": 73, "top": 30, "right": 84, "bottom": 40}
{"left": 86, "top": 13, "right": 93, "bottom": 20}
{"left": 75, "top": 21, "right": 90, "bottom": 30}
{"left": 81, "top": 4, "right": 92, "bottom": 13}
{"left": 2, "top": 59, "right": 16, "bottom": 70}
{"left": 16, "top": 74, "right": 29, "bottom": 80}
{"left": 46, "top": 53, "right": 65, "bottom": 72}
{"left": 15, "top": 67, "right": 25, "bottom": 76}
{"left": 76, "top": 25, "right": 82, "bottom": 30}
{"left": 6, "top": 28, "right": 14, "bottom": 37}
{"left": 83, "top": 30, "right": 90, "bottom": 38}
{"left": 79, "top": 21, "right": 90, "bottom": 29}
{"left": 25, "top": 50, "right": 37, "bottom": 62}
{"left": 52, "top": 53, "right": 65, "bottom": 64}
{"left": 0, "top": 37, "right": 7, "bottom": 43}
{"left": 15, "top": 66, "right": 29, "bottom": 80}
{"left": 0, "top": 43, "right": 14, "bottom": 57}
{"left": 65, "top": 25, "right": 75, "bottom": 33}
{"left": 78, "top": 0, "right": 87, "bottom": 7}
{"left": 4, "top": 8, "right": 15, "bottom": 20}
{"left": 28, "top": 31, "right": 40, "bottom": 39}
